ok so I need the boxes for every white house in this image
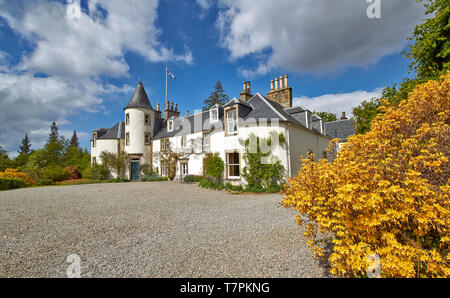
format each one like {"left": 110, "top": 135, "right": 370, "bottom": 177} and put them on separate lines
{"left": 91, "top": 75, "right": 352, "bottom": 182}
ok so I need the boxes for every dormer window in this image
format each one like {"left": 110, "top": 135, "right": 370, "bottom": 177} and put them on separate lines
{"left": 168, "top": 120, "right": 174, "bottom": 132}
{"left": 226, "top": 108, "right": 237, "bottom": 135}
{"left": 210, "top": 108, "right": 219, "bottom": 123}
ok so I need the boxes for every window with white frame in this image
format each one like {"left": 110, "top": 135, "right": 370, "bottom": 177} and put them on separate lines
{"left": 161, "top": 138, "right": 169, "bottom": 151}
{"left": 92, "top": 133, "right": 97, "bottom": 147}
{"left": 161, "top": 161, "right": 168, "bottom": 177}
{"left": 168, "top": 120, "right": 174, "bottom": 132}
{"left": 126, "top": 113, "right": 130, "bottom": 125}
{"left": 227, "top": 152, "right": 240, "bottom": 178}
{"left": 145, "top": 114, "right": 150, "bottom": 126}
{"left": 180, "top": 161, "right": 188, "bottom": 176}
{"left": 181, "top": 135, "right": 187, "bottom": 148}
{"left": 226, "top": 108, "right": 237, "bottom": 135}
{"left": 202, "top": 132, "right": 210, "bottom": 150}
{"left": 126, "top": 132, "right": 130, "bottom": 146}
{"left": 210, "top": 108, "right": 219, "bottom": 123}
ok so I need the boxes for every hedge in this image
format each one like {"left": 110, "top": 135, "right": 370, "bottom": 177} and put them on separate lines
{"left": 0, "top": 178, "right": 25, "bottom": 190}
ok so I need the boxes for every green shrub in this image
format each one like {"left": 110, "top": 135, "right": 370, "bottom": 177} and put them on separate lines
{"left": 244, "top": 184, "right": 265, "bottom": 193}
{"left": 36, "top": 179, "right": 55, "bottom": 186}
{"left": 205, "top": 154, "right": 224, "bottom": 183}
{"left": 199, "top": 178, "right": 216, "bottom": 189}
{"left": 81, "top": 164, "right": 110, "bottom": 180}
{"left": 19, "top": 167, "right": 41, "bottom": 182}
{"left": 108, "top": 178, "right": 130, "bottom": 183}
{"left": 264, "top": 184, "right": 283, "bottom": 193}
{"left": 141, "top": 176, "right": 168, "bottom": 182}
{"left": 183, "top": 175, "right": 203, "bottom": 183}
{"left": 41, "top": 165, "right": 70, "bottom": 182}
{"left": 0, "top": 178, "right": 25, "bottom": 190}
{"left": 140, "top": 163, "right": 157, "bottom": 177}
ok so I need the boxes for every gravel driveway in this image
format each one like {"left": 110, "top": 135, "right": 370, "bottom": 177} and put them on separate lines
{"left": 0, "top": 182, "right": 327, "bottom": 277}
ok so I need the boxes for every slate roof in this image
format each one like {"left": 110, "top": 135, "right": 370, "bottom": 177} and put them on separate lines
{"left": 324, "top": 119, "right": 355, "bottom": 142}
{"left": 124, "top": 80, "right": 152, "bottom": 110}
{"left": 94, "top": 85, "right": 334, "bottom": 142}
{"left": 98, "top": 121, "right": 125, "bottom": 140}
{"left": 152, "top": 93, "right": 320, "bottom": 140}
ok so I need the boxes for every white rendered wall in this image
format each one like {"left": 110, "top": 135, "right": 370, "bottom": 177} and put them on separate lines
{"left": 91, "top": 139, "right": 119, "bottom": 164}
{"left": 152, "top": 122, "right": 290, "bottom": 183}
{"left": 287, "top": 124, "right": 331, "bottom": 176}
{"left": 151, "top": 120, "right": 331, "bottom": 182}
{"left": 124, "top": 107, "right": 154, "bottom": 163}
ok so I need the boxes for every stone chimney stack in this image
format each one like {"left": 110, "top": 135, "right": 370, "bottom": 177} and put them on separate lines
{"left": 240, "top": 80, "right": 253, "bottom": 101}
{"left": 340, "top": 112, "right": 347, "bottom": 120}
{"left": 267, "top": 74, "right": 292, "bottom": 108}
{"left": 164, "top": 101, "right": 180, "bottom": 119}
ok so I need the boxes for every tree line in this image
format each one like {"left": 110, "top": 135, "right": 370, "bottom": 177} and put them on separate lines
{"left": 0, "top": 121, "right": 91, "bottom": 182}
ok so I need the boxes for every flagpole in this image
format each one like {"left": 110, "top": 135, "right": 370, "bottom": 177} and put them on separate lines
{"left": 165, "top": 66, "right": 168, "bottom": 107}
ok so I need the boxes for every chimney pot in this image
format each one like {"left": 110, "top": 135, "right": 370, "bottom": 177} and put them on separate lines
{"left": 246, "top": 81, "right": 251, "bottom": 92}
{"left": 274, "top": 78, "right": 279, "bottom": 90}
{"left": 243, "top": 81, "right": 247, "bottom": 92}
{"left": 156, "top": 103, "right": 160, "bottom": 111}
{"left": 341, "top": 112, "right": 347, "bottom": 120}
{"left": 270, "top": 80, "right": 274, "bottom": 91}
{"left": 279, "top": 76, "right": 283, "bottom": 89}
{"left": 284, "top": 74, "right": 288, "bottom": 88}
{"left": 170, "top": 102, "right": 174, "bottom": 110}
{"left": 174, "top": 103, "right": 178, "bottom": 112}
{"left": 186, "top": 110, "right": 189, "bottom": 116}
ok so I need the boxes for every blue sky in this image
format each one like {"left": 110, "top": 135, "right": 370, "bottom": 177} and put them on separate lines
{"left": 0, "top": 0, "right": 426, "bottom": 154}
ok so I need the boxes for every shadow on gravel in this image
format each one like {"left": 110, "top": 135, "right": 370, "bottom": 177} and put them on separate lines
{"left": 317, "top": 241, "right": 334, "bottom": 278}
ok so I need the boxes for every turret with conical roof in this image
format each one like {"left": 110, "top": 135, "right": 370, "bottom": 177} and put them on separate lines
{"left": 123, "top": 79, "right": 155, "bottom": 175}
{"left": 125, "top": 79, "right": 153, "bottom": 110}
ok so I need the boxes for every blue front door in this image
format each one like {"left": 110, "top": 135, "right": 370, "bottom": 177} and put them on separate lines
{"left": 130, "top": 161, "right": 140, "bottom": 181}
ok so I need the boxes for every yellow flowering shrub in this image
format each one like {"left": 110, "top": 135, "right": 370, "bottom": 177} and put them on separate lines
{"left": 282, "top": 72, "right": 450, "bottom": 278}
{"left": 0, "top": 168, "right": 35, "bottom": 186}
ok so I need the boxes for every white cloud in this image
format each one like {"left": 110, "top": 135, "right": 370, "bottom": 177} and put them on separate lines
{"left": 216, "top": 0, "right": 425, "bottom": 76}
{"left": 0, "top": 0, "right": 192, "bottom": 78}
{"left": 0, "top": 73, "right": 132, "bottom": 153}
{"left": 293, "top": 88, "right": 383, "bottom": 118}
{"left": 0, "top": 0, "right": 191, "bottom": 154}
{"left": 197, "top": 0, "right": 214, "bottom": 10}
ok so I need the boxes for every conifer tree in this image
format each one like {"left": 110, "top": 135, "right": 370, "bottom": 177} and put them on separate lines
{"left": 19, "top": 133, "right": 32, "bottom": 154}
{"left": 70, "top": 130, "right": 79, "bottom": 148}
{"left": 49, "top": 121, "right": 59, "bottom": 142}
{"left": 202, "top": 80, "right": 229, "bottom": 110}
